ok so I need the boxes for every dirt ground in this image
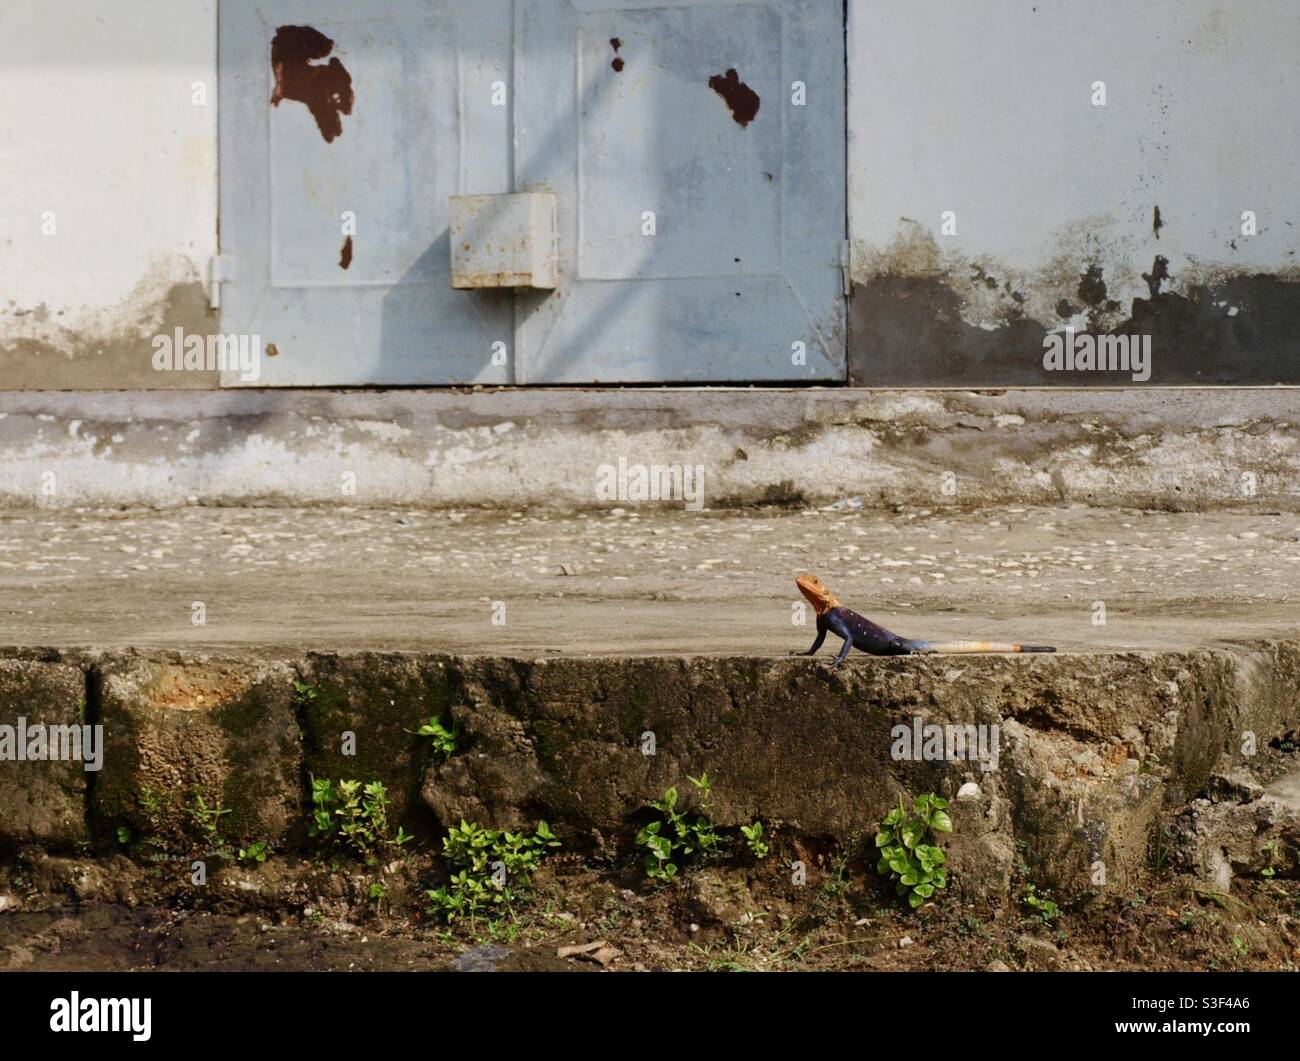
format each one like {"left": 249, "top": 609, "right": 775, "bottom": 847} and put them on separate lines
{"left": 2, "top": 502, "right": 1299, "bottom": 656}
{"left": 4, "top": 857, "right": 1297, "bottom": 972}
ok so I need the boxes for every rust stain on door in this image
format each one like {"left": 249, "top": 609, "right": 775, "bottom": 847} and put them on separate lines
{"left": 708, "top": 68, "right": 760, "bottom": 126}
{"left": 270, "top": 26, "right": 355, "bottom": 143}
{"left": 340, "top": 236, "right": 354, "bottom": 270}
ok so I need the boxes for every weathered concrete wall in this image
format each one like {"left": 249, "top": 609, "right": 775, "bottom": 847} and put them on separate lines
{"left": 0, "top": 0, "right": 218, "bottom": 389}
{"left": 3, "top": 643, "right": 1298, "bottom": 904}
{"left": 848, "top": 0, "right": 1300, "bottom": 384}
{"left": 0, "top": 388, "right": 1296, "bottom": 511}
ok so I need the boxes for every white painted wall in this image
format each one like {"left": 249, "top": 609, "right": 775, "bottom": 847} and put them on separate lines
{"left": 848, "top": 0, "right": 1300, "bottom": 300}
{"left": 0, "top": 0, "right": 217, "bottom": 348}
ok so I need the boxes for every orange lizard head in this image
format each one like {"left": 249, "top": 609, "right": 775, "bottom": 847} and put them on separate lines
{"left": 795, "top": 574, "right": 838, "bottom": 616}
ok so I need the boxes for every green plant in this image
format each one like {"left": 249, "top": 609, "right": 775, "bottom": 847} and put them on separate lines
{"left": 238, "top": 841, "right": 269, "bottom": 864}
{"left": 1232, "top": 934, "right": 1249, "bottom": 964}
{"left": 688, "top": 771, "right": 713, "bottom": 801}
{"left": 425, "top": 820, "right": 560, "bottom": 923}
{"left": 187, "top": 789, "right": 231, "bottom": 853}
{"left": 740, "top": 821, "right": 769, "bottom": 860}
{"left": 137, "top": 786, "right": 160, "bottom": 815}
{"left": 115, "top": 825, "right": 132, "bottom": 845}
{"left": 413, "top": 716, "right": 458, "bottom": 760}
{"left": 684, "top": 773, "right": 722, "bottom": 855}
{"left": 1261, "top": 840, "right": 1278, "bottom": 879}
{"left": 308, "top": 778, "right": 410, "bottom": 864}
{"left": 1022, "top": 883, "right": 1060, "bottom": 923}
{"left": 292, "top": 678, "right": 318, "bottom": 704}
{"left": 874, "top": 793, "right": 951, "bottom": 909}
{"left": 369, "top": 881, "right": 387, "bottom": 901}
{"left": 637, "top": 784, "right": 722, "bottom": 882}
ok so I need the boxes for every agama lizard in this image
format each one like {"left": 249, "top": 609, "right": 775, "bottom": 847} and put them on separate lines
{"left": 793, "top": 574, "right": 1056, "bottom": 668}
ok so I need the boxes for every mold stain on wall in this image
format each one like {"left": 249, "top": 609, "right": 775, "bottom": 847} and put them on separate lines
{"left": 0, "top": 260, "right": 216, "bottom": 390}
{"left": 850, "top": 221, "right": 1300, "bottom": 386}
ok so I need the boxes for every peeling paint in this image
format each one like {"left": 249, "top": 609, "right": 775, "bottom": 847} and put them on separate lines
{"left": 270, "top": 26, "right": 354, "bottom": 144}
{"left": 707, "top": 68, "right": 760, "bottom": 127}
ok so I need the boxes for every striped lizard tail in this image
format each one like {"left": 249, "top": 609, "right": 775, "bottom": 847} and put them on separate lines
{"left": 907, "top": 640, "right": 1056, "bottom": 654}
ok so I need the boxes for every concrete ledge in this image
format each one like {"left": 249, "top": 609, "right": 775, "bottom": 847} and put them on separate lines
{"left": 1, "top": 388, "right": 1298, "bottom": 510}
{"left": 3, "top": 644, "right": 1298, "bottom": 907}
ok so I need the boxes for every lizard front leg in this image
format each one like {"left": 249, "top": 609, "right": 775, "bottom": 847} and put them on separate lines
{"left": 824, "top": 611, "right": 855, "bottom": 669}
{"left": 791, "top": 617, "right": 828, "bottom": 656}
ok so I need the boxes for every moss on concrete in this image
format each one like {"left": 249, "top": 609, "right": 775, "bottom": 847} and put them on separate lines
{"left": 0, "top": 659, "right": 89, "bottom": 849}
{"left": 298, "top": 653, "right": 455, "bottom": 838}
{"left": 90, "top": 655, "right": 301, "bottom": 852}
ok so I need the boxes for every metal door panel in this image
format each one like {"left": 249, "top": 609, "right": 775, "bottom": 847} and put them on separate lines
{"left": 219, "top": 0, "right": 514, "bottom": 384}
{"left": 515, "top": 0, "right": 845, "bottom": 382}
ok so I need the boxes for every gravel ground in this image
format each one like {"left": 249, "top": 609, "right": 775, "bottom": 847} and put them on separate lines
{"left": 1, "top": 502, "right": 1298, "bottom": 655}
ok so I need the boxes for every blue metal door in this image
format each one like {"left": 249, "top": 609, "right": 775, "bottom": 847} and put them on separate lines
{"left": 219, "top": 0, "right": 514, "bottom": 385}
{"left": 219, "top": 0, "right": 845, "bottom": 384}
{"left": 515, "top": 0, "right": 845, "bottom": 382}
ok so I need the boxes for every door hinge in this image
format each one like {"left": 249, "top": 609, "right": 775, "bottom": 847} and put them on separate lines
{"left": 840, "top": 240, "right": 852, "bottom": 297}
{"left": 208, "top": 255, "right": 231, "bottom": 311}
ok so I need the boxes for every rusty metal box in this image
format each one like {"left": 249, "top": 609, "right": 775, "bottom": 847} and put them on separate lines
{"left": 450, "top": 192, "right": 558, "bottom": 289}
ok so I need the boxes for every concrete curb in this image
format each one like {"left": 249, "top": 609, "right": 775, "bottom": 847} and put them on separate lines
{"left": 1, "top": 388, "right": 1298, "bottom": 511}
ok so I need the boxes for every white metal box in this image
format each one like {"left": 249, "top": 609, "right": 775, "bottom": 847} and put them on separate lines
{"left": 449, "top": 192, "right": 558, "bottom": 289}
